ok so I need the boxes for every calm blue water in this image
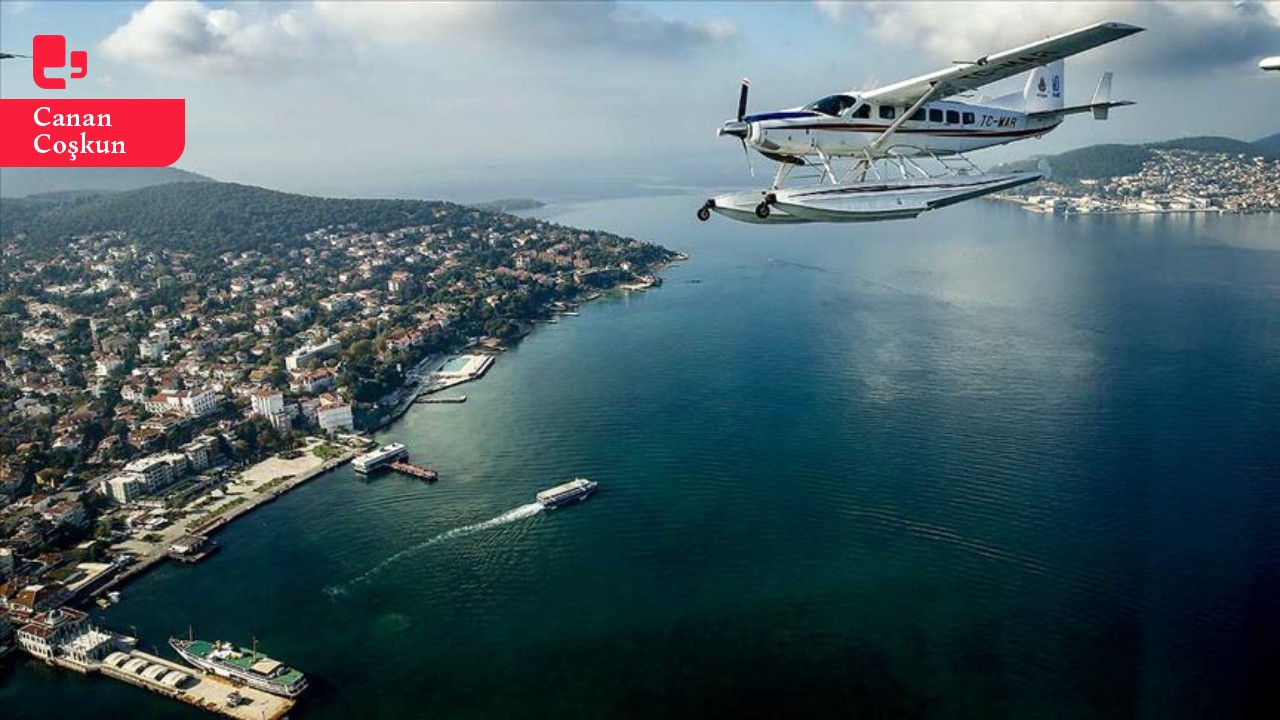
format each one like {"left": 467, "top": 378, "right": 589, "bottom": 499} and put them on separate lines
{"left": 3, "top": 197, "right": 1279, "bottom": 719}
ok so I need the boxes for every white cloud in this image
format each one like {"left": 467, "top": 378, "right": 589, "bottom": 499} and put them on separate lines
{"left": 817, "top": 1, "right": 1280, "bottom": 72}
{"left": 100, "top": 1, "right": 320, "bottom": 71}
{"left": 101, "top": 1, "right": 736, "bottom": 73}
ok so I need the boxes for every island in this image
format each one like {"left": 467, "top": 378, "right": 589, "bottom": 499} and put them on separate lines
{"left": 988, "top": 135, "right": 1280, "bottom": 215}
{"left": 0, "top": 180, "right": 679, "bottom": 633}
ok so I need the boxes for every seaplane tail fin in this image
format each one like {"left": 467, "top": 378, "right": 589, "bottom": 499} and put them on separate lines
{"left": 1026, "top": 71, "right": 1133, "bottom": 121}
{"left": 1091, "top": 72, "right": 1114, "bottom": 119}
{"left": 1022, "top": 60, "right": 1065, "bottom": 114}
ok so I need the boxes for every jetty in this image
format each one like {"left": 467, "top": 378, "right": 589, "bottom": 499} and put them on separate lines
{"left": 14, "top": 609, "right": 294, "bottom": 720}
{"left": 99, "top": 649, "right": 294, "bottom": 720}
{"left": 415, "top": 395, "right": 467, "bottom": 404}
{"left": 168, "top": 535, "right": 219, "bottom": 564}
{"left": 388, "top": 461, "right": 438, "bottom": 482}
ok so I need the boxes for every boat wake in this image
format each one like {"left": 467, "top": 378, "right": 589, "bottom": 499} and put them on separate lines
{"left": 324, "top": 503, "right": 544, "bottom": 597}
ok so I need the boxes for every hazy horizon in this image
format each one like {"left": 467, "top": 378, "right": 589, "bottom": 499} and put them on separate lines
{"left": 1, "top": 1, "right": 1278, "bottom": 200}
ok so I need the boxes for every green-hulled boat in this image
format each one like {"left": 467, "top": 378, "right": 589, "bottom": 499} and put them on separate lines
{"left": 170, "top": 637, "right": 307, "bottom": 697}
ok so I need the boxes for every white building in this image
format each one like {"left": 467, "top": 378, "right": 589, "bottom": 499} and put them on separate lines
{"left": 108, "top": 452, "right": 189, "bottom": 503}
{"left": 180, "top": 436, "right": 219, "bottom": 471}
{"left": 317, "top": 402, "right": 354, "bottom": 433}
{"left": 174, "top": 389, "right": 219, "bottom": 417}
{"left": 105, "top": 473, "right": 149, "bottom": 504}
{"left": 144, "top": 389, "right": 219, "bottom": 418}
{"left": 138, "top": 337, "right": 165, "bottom": 361}
{"left": 123, "top": 453, "right": 186, "bottom": 487}
{"left": 17, "top": 608, "right": 116, "bottom": 665}
{"left": 250, "top": 389, "right": 284, "bottom": 417}
{"left": 285, "top": 339, "right": 341, "bottom": 372}
{"left": 289, "top": 368, "right": 335, "bottom": 394}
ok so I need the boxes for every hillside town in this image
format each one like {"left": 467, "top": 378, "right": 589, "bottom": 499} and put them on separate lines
{"left": 994, "top": 149, "right": 1280, "bottom": 214}
{"left": 0, "top": 198, "right": 677, "bottom": 656}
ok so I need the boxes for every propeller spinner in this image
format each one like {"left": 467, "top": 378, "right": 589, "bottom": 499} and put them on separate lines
{"left": 718, "top": 78, "right": 750, "bottom": 139}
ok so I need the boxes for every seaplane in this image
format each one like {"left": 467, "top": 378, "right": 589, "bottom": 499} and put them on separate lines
{"left": 699, "top": 21, "right": 1144, "bottom": 224}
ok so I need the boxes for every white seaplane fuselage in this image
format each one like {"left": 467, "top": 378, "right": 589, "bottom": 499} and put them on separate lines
{"left": 740, "top": 99, "right": 1060, "bottom": 160}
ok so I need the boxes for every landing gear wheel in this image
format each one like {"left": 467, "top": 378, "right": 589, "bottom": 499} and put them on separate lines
{"left": 755, "top": 202, "right": 771, "bottom": 219}
{"left": 697, "top": 206, "right": 711, "bottom": 222}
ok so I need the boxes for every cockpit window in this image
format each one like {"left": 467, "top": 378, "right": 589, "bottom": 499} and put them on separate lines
{"left": 805, "top": 95, "right": 856, "bottom": 117}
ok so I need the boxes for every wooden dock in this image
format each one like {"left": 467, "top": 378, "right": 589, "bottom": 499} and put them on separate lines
{"left": 388, "top": 461, "right": 438, "bottom": 481}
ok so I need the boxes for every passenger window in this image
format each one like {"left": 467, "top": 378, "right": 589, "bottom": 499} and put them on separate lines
{"left": 879, "top": 105, "right": 895, "bottom": 120}
{"left": 910, "top": 109, "right": 925, "bottom": 122}
{"left": 852, "top": 104, "right": 870, "bottom": 119}
{"left": 929, "top": 108, "right": 943, "bottom": 123}
{"left": 962, "top": 112, "right": 975, "bottom": 125}
{"left": 946, "top": 110, "right": 959, "bottom": 124}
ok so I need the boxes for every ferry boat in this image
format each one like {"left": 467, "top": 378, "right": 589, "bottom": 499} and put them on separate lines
{"left": 536, "top": 478, "right": 598, "bottom": 509}
{"left": 352, "top": 442, "right": 408, "bottom": 474}
{"left": 170, "top": 637, "right": 308, "bottom": 697}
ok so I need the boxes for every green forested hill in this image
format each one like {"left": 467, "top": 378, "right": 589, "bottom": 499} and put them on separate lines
{"left": 993, "top": 136, "right": 1275, "bottom": 180}
{"left": 1254, "top": 132, "right": 1280, "bottom": 154}
{"left": 1, "top": 182, "right": 487, "bottom": 260}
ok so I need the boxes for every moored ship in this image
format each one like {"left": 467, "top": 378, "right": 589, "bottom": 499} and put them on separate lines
{"left": 352, "top": 442, "right": 408, "bottom": 474}
{"left": 170, "top": 637, "right": 308, "bottom": 697}
{"left": 536, "top": 478, "right": 598, "bottom": 509}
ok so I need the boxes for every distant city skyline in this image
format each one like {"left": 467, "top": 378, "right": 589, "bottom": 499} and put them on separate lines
{"left": 1, "top": 1, "right": 1277, "bottom": 200}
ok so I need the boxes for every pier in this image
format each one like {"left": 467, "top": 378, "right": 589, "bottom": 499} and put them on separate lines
{"left": 415, "top": 395, "right": 467, "bottom": 404}
{"left": 36, "top": 645, "right": 292, "bottom": 720}
{"left": 98, "top": 649, "right": 294, "bottom": 720}
{"left": 388, "top": 461, "right": 438, "bottom": 481}
{"left": 168, "top": 535, "right": 219, "bottom": 564}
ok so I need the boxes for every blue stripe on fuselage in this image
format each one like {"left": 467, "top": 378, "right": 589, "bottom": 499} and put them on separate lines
{"left": 742, "top": 111, "right": 819, "bottom": 122}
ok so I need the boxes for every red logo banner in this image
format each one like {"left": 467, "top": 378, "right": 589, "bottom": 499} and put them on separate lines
{"left": 2, "top": 35, "right": 186, "bottom": 167}
{"left": 0, "top": 99, "right": 186, "bottom": 167}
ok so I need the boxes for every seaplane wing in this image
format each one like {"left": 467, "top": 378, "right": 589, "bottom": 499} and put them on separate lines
{"left": 858, "top": 21, "right": 1143, "bottom": 105}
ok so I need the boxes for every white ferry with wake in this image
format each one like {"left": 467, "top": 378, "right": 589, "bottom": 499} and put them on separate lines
{"left": 536, "top": 478, "right": 598, "bottom": 509}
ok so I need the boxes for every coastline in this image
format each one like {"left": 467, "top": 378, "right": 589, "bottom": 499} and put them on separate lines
{"left": 97, "top": 252, "right": 686, "bottom": 598}
{"left": 369, "top": 256, "right": 685, "bottom": 433}
{"left": 987, "top": 196, "right": 1279, "bottom": 216}
{"left": 92, "top": 441, "right": 355, "bottom": 602}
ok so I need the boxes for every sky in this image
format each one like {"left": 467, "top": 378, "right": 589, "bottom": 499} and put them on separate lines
{"left": 1, "top": 1, "right": 1278, "bottom": 201}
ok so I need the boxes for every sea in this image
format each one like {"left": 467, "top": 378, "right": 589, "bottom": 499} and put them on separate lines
{"left": 3, "top": 196, "right": 1278, "bottom": 719}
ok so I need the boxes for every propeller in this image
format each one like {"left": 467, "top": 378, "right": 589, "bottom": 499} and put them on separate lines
{"left": 736, "top": 78, "right": 754, "bottom": 176}
{"left": 716, "top": 78, "right": 754, "bottom": 176}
